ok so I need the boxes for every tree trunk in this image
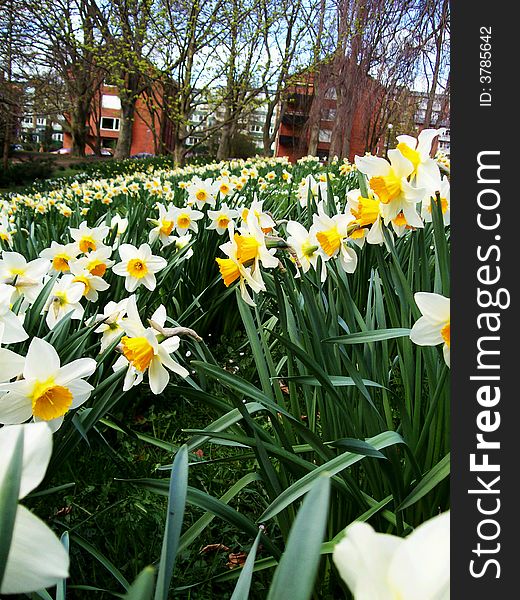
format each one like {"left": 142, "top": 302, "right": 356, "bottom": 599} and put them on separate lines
{"left": 114, "top": 100, "right": 136, "bottom": 159}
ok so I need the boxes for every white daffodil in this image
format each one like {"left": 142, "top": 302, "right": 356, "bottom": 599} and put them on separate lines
{"left": 215, "top": 176, "right": 235, "bottom": 198}
{"left": 171, "top": 205, "right": 204, "bottom": 236}
{"left": 110, "top": 214, "right": 129, "bottom": 246}
{"left": 112, "top": 243, "right": 167, "bottom": 292}
{"left": 40, "top": 241, "right": 80, "bottom": 274}
{"left": 0, "top": 215, "right": 16, "bottom": 247}
{"left": 114, "top": 297, "right": 189, "bottom": 394}
{"left": 186, "top": 176, "right": 217, "bottom": 209}
{"left": 207, "top": 204, "right": 239, "bottom": 235}
{"left": 0, "top": 337, "right": 96, "bottom": 430}
{"left": 345, "top": 189, "right": 384, "bottom": 247}
{"left": 355, "top": 150, "right": 425, "bottom": 233}
{"left": 44, "top": 274, "right": 85, "bottom": 330}
{"left": 71, "top": 245, "right": 115, "bottom": 277}
{"left": 215, "top": 223, "right": 265, "bottom": 307}
{"left": 285, "top": 221, "right": 327, "bottom": 282}
{"left": 0, "top": 422, "right": 70, "bottom": 594}
{"left": 0, "top": 252, "right": 50, "bottom": 303}
{"left": 148, "top": 203, "right": 176, "bottom": 246}
{"left": 69, "top": 221, "right": 109, "bottom": 254}
{"left": 0, "top": 324, "right": 25, "bottom": 382}
{"left": 0, "top": 283, "right": 28, "bottom": 344}
{"left": 69, "top": 263, "right": 110, "bottom": 302}
{"left": 240, "top": 198, "right": 276, "bottom": 234}
{"left": 93, "top": 298, "right": 129, "bottom": 352}
{"left": 410, "top": 292, "right": 450, "bottom": 367}
{"left": 333, "top": 512, "right": 449, "bottom": 600}
{"left": 311, "top": 202, "right": 358, "bottom": 273}
{"left": 421, "top": 175, "right": 450, "bottom": 226}
{"left": 395, "top": 129, "right": 442, "bottom": 196}
{"left": 297, "top": 174, "right": 327, "bottom": 208}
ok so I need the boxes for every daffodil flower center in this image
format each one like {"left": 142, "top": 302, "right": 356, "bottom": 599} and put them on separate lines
{"left": 215, "top": 257, "right": 241, "bottom": 287}
{"left": 196, "top": 189, "right": 207, "bottom": 202}
{"left": 220, "top": 184, "right": 230, "bottom": 194}
{"left": 369, "top": 173, "right": 402, "bottom": 204}
{"left": 234, "top": 234, "right": 260, "bottom": 263}
{"left": 217, "top": 216, "right": 230, "bottom": 229}
{"left": 127, "top": 259, "right": 148, "bottom": 278}
{"left": 53, "top": 255, "right": 70, "bottom": 272}
{"left": 72, "top": 276, "right": 91, "bottom": 296}
{"left": 441, "top": 322, "right": 450, "bottom": 347}
{"left": 121, "top": 336, "right": 155, "bottom": 372}
{"left": 79, "top": 236, "right": 97, "bottom": 253}
{"left": 177, "top": 214, "right": 191, "bottom": 229}
{"left": 32, "top": 377, "right": 73, "bottom": 420}
{"left": 316, "top": 226, "right": 342, "bottom": 256}
{"left": 160, "top": 220, "right": 174, "bottom": 236}
{"left": 351, "top": 197, "right": 380, "bottom": 226}
{"left": 89, "top": 261, "right": 107, "bottom": 277}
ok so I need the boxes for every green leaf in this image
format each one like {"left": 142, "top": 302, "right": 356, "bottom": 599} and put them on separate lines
{"left": 398, "top": 453, "right": 450, "bottom": 510}
{"left": 0, "top": 429, "right": 23, "bottom": 588}
{"left": 154, "top": 445, "right": 188, "bottom": 600}
{"left": 123, "top": 567, "right": 156, "bottom": 600}
{"left": 266, "top": 477, "right": 330, "bottom": 600}
{"left": 259, "top": 431, "right": 404, "bottom": 522}
{"left": 56, "top": 532, "right": 69, "bottom": 600}
{"left": 230, "top": 528, "right": 263, "bottom": 600}
{"left": 70, "top": 534, "right": 130, "bottom": 591}
{"left": 324, "top": 328, "right": 411, "bottom": 344}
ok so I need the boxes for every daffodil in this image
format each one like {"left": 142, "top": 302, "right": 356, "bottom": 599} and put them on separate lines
{"left": 113, "top": 298, "right": 189, "bottom": 394}
{"left": 0, "top": 422, "right": 69, "bottom": 594}
{"left": 285, "top": 221, "right": 327, "bottom": 281}
{"left": 69, "top": 221, "right": 109, "bottom": 254}
{"left": 207, "top": 204, "right": 239, "bottom": 235}
{"left": 332, "top": 511, "right": 449, "bottom": 600}
{"left": 410, "top": 292, "right": 450, "bottom": 367}
{"left": 355, "top": 150, "right": 425, "bottom": 231}
{"left": 186, "top": 176, "right": 217, "bottom": 208}
{"left": 311, "top": 202, "right": 358, "bottom": 273}
{"left": 93, "top": 298, "right": 129, "bottom": 352}
{"left": 0, "top": 252, "right": 50, "bottom": 302}
{"left": 43, "top": 274, "right": 85, "bottom": 330}
{"left": 112, "top": 243, "right": 167, "bottom": 292}
{"left": 171, "top": 205, "right": 204, "bottom": 235}
{"left": 297, "top": 174, "right": 327, "bottom": 208}
{"left": 0, "top": 283, "right": 28, "bottom": 344}
{"left": 395, "top": 128, "right": 442, "bottom": 196}
{"left": 215, "top": 224, "right": 265, "bottom": 306}
{"left": 148, "top": 203, "right": 176, "bottom": 246}
{"left": 40, "top": 241, "right": 80, "bottom": 274}
{"left": 69, "top": 263, "right": 110, "bottom": 302}
{"left": 72, "top": 246, "right": 115, "bottom": 277}
{"left": 0, "top": 337, "right": 96, "bottom": 430}
{"left": 345, "top": 189, "right": 384, "bottom": 247}
{"left": 421, "top": 176, "right": 450, "bottom": 226}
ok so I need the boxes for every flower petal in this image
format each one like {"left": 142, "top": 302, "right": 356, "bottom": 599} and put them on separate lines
{"left": 24, "top": 338, "right": 60, "bottom": 381}
{"left": 1, "top": 505, "right": 69, "bottom": 594}
{"left": 388, "top": 512, "right": 450, "bottom": 600}
{"left": 333, "top": 521, "right": 402, "bottom": 600}
{"left": 414, "top": 292, "right": 450, "bottom": 323}
{"left": 410, "top": 316, "right": 444, "bottom": 346}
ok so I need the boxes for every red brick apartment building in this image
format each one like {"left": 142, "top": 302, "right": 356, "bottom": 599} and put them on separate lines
{"left": 63, "top": 81, "right": 176, "bottom": 156}
{"left": 275, "top": 71, "right": 383, "bottom": 162}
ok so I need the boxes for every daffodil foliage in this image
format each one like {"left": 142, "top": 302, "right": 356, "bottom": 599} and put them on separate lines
{"left": 0, "top": 132, "right": 450, "bottom": 597}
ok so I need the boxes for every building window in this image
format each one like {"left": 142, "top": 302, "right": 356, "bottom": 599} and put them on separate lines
{"left": 318, "top": 129, "right": 332, "bottom": 143}
{"left": 23, "top": 117, "right": 33, "bottom": 125}
{"left": 100, "top": 117, "right": 120, "bottom": 131}
{"left": 102, "top": 94, "right": 122, "bottom": 110}
{"left": 52, "top": 133, "right": 63, "bottom": 142}
{"left": 36, "top": 117, "right": 46, "bottom": 125}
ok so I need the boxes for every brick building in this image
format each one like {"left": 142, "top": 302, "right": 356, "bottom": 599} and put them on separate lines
{"left": 274, "top": 70, "right": 383, "bottom": 162}
{"left": 63, "top": 80, "right": 176, "bottom": 156}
